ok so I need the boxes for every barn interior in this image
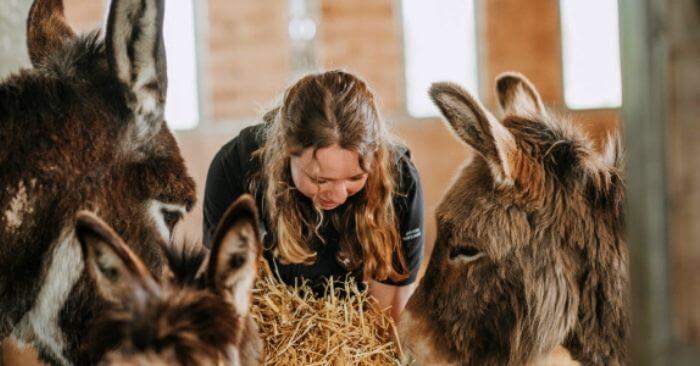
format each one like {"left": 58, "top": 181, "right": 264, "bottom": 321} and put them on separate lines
{"left": 0, "top": 0, "right": 698, "bottom": 365}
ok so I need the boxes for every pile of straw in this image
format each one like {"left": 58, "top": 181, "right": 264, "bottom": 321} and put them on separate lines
{"left": 250, "top": 261, "right": 403, "bottom": 365}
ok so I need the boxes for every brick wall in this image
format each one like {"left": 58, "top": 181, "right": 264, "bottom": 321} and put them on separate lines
{"left": 207, "top": 0, "right": 291, "bottom": 120}
{"left": 63, "top": 0, "right": 104, "bottom": 31}
{"left": 318, "top": 0, "right": 404, "bottom": 113}
{"left": 483, "top": 0, "right": 563, "bottom": 104}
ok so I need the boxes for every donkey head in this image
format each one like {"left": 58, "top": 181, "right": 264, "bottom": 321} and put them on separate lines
{"left": 0, "top": 0, "right": 195, "bottom": 364}
{"left": 398, "top": 73, "right": 627, "bottom": 365}
{"left": 76, "top": 196, "right": 264, "bottom": 366}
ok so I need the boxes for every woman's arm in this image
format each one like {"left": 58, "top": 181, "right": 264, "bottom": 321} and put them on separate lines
{"left": 368, "top": 280, "right": 416, "bottom": 322}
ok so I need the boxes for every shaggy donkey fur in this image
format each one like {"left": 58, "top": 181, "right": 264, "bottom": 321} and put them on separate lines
{"left": 398, "top": 73, "right": 627, "bottom": 366}
{"left": 0, "top": 0, "right": 195, "bottom": 364}
{"left": 76, "top": 196, "right": 263, "bottom": 365}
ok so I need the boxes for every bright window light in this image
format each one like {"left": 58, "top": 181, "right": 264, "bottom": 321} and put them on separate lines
{"left": 560, "top": 0, "right": 622, "bottom": 109}
{"left": 401, "top": 0, "right": 478, "bottom": 118}
{"left": 163, "top": 0, "right": 199, "bottom": 130}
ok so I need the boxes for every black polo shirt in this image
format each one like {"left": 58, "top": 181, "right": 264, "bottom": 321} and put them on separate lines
{"left": 203, "top": 123, "right": 424, "bottom": 293}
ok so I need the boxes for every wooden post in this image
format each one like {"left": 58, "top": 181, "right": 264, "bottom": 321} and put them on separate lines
{"left": 619, "top": 0, "right": 671, "bottom": 363}
{"left": 620, "top": 0, "right": 700, "bottom": 364}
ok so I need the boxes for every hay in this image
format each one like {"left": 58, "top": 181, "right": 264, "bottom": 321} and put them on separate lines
{"left": 251, "top": 260, "right": 403, "bottom": 365}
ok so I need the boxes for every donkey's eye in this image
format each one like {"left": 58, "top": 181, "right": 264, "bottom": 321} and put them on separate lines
{"left": 161, "top": 209, "right": 183, "bottom": 232}
{"left": 228, "top": 253, "right": 246, "bottom": 270}
{"left": 449, "top": 245, "right": 484, "bottom": 263}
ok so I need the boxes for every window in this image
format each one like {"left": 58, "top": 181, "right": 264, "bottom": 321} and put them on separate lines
{"left": 288, "top": 0, "right": 318, "bottom": 76}
{"left": 560, "top": 0, "right": 622, "bottom": 109}
{"left": 401, "top": 0, "right": 479, "bottom": 118}
{"left": 163, "top": 0, "right": 200, "bottom": 130}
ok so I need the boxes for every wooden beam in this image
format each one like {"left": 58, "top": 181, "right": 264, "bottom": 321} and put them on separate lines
{"left": 619, "top": 0, "right": 671, "bottom": 364}
{"left": 621, "top": 0, "right": 700, "bottom": 364}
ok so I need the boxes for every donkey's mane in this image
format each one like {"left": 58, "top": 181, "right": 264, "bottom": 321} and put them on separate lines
{"left": 44, "top": 31, "right": 104, "bottom": 76}
{"left": 505, "top": 111, "right": 623, "bottom": 207}
{"left": 163, "top": 239, "right": 208, "bottom": 287}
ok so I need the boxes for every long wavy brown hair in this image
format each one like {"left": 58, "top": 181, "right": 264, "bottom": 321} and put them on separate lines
{"left": 252, "top": 70, "right": 408, "bottom": 282}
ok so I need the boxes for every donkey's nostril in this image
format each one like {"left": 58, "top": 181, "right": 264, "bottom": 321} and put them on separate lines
{"left": 449, "top": 246, "right": 482, "bottom": 260}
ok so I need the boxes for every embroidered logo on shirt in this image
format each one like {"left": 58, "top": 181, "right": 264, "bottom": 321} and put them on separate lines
{"left": 402, "top": 227, "right": 421, "bottom": 241}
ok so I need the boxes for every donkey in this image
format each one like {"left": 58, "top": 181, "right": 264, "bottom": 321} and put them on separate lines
{"left": 398, "top": 73, "right": 627, "bottom": 365}
{"left": 0, "top": 0, "right": 196, "bottom": 364}
{"left": 75, "top": 195, "right": 264, "bottom": 365}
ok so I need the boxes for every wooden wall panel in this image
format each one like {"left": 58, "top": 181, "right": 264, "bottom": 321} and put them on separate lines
{"left": 666, "top": 0, "right": 700, "bottom": 346}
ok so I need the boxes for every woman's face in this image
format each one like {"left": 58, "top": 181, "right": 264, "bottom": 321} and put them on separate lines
{"left": 290, "top": 144, "right": 369, "bottom": 210}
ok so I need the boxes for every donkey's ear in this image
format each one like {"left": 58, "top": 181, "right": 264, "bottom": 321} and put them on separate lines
{"left": 206, "top": 195, "right": 261, "bottom": 317}
{"left": 430, "top": 82, "right": 516, "bottom": 184}
{"left": 496, "top": 71, "right": 546, "bottom": 117}
{"left": 27, "top": 0, "right": 76, "bottom": 67}
{"left": 105, "top": 0, "right": 167, "bottom": 142}
{"left": 76, "top": 211, "right": 156, "bottom": 303}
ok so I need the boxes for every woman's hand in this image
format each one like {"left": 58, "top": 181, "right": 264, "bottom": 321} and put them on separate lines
{"left": 368, "top": 280, "right": 416, "bottom": 323}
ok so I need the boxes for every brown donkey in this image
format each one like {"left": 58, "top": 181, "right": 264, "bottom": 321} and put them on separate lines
{"left": 0, "top": 0, "right": 196, "bottom": 364}
{"left": 75, "top": 196, "right": 263, "bottom": 365}
{"left": 398, "top": 73, "right": 627, "bottom": 365}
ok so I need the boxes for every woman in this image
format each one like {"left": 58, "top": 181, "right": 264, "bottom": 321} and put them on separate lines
{"left": 203, "top": 70, "right": 423, "bottom": 321}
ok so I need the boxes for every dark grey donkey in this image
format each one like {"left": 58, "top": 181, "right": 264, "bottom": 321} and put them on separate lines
{"left": 0, "top": 0, "right": 196, "bottom": 364}
{"left": 398, "top": 73, "right": 627, "bottom": 365}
